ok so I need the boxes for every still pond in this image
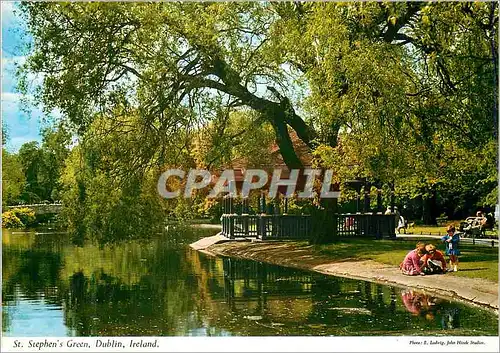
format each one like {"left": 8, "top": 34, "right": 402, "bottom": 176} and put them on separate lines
{"left": 2, "top": 226, "right": 498, "bottom": 336}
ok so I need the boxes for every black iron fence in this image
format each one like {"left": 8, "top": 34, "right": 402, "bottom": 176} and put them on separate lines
{"left": 221, "top": 214, "right": 311, "bottom": 240}
{"left": 334, "top": 213, "right": 396, "bottom": 239}
{"left": 220, "top": 195, "right": 396, "bottom": 241}
{"left": 221, "top": 212, "right": 396, "bottom": 240}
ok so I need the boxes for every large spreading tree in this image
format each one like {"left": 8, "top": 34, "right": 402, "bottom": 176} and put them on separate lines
{"left": 18, "top": 1, "right": 498, "bottom": 228}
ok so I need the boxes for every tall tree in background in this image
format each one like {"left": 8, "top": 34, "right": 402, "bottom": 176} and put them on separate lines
{"left": 2, "top": 125, "right": 25, "bottom": 206}
{"left": 15, "top": 126, "right": 71, "bottom": 203}
{"left": 2, "top": 149, "right": 26, "bottom": 206}
{"left": 17, "top": 141, "right": 46, "bottom": 202}
{"left": 19, "top": 2, "right": 314, "bottom": 170}
{"left": 284, "top": 2, "right": 498, "bottom": 221}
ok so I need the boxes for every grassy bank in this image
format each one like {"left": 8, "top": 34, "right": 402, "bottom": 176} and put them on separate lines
{"left": 314, "top": 238, "right": 498, "bottom": 282}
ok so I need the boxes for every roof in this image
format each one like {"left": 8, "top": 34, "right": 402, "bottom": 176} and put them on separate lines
{"left": 228, "top": 129, "right": 313, "bottom": 173}
{"left": 211, "top": 129, "right": 314, "bottom": 190}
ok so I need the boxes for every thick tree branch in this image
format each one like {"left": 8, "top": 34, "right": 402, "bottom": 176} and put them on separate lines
{"left": 204, "top": 54, "right": 312, "bottom": 168}
{"left": 380, "top": 3, "right": 423, "bottom": 43}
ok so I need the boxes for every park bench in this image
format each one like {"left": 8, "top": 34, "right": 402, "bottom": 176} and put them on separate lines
{"left": 459, "top": 216, "right": 495, "bottom": 238}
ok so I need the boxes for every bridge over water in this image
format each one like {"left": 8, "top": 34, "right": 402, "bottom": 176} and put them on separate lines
{"left": 5, "top": 203, "right": 63, "bottom": 215}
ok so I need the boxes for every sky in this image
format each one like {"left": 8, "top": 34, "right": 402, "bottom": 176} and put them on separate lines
{"left": 1, "top": 1, "right": 51, "bottom": 152}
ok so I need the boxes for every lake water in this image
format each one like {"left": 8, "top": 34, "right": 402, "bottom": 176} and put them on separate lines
{"left": 2, "top": 226, "right": 498, "bottom": 336}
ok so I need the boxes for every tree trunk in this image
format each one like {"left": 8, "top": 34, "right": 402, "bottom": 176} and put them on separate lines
{"left": 390, "top": 182, "right": 395, "bottom": 212}
{"left": 268, "top": 114, "right": 304, "bottom": 169}
{"left": 310, "top": 198, "right": 337, "bottom": 244}
{"left": 363, "top": 182, "right": 371, "bottom": 213}
{"left": 489, "top": 2, "right": 498, "bottom": 139}
{"left": 211, "top": 55, "right": 315, "bottom": 170}
{"left": 422, "top": 188, "right": 438, "bottom": 225}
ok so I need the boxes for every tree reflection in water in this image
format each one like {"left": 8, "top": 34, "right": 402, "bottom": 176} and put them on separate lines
{"left": 2, "top": 228, "right": 497, "bottom": 336}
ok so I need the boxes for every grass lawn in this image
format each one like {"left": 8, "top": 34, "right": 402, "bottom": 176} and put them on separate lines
{"left": 314, "top": 238, "right": 499, "bottom": 282}
{"left": 401, "top": 225, "right": 498, "bottom": 238}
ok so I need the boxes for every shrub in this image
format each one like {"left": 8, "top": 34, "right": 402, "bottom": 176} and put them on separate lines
{"left": 200, "top": 199, "right": 224, "bottom": 223}
{"left": 2, "top": 211, "right": 24, "bottom": 228}
{"left": 11, "top": 207, "right": 36, "bottom": 227}
{"left": 1, "top": 207, "right": 36, "bottom": 228}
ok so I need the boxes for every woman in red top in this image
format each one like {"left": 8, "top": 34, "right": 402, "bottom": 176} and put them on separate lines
{"left": 421, "top": 243, "right": 447, "bottom": 274}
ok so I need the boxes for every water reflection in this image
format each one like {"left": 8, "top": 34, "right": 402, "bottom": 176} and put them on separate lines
{"left": 400, "top": 290, "right": 462, "bottom": 329}
{"left": 441, "top": 308, "right": 460, "bottom": 330}
{"left": 218, "top": 259, "right": 491, "bottom": 335}
{"left": 2, "top": 228, "right": 498, "bottom": 336}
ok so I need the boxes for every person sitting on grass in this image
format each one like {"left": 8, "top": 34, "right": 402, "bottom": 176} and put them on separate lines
{"left": 421, "top": 244, "right": 447, "bottom": 274}
{"left": 400, "top": 241, "right": 426, "bottom": 276}
{"left": 441, "top": 224, "right": 461, "bottom": 272}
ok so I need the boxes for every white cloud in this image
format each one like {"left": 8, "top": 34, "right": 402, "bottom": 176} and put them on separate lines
{"left": 1, "top": 2, "right": 26, "bottom": 34}
{"left": 1, "top": 2, "right": 18, "bottom": 29}
{"left": 2, "top": 55, "right": 26, "bottom": 67}
{"left": 1, "top": 92, "right": 42, "bottom": 130}
{"left": 2, "top": 91, "right": 24, "bottom": 102}
{"left": 1, "top": 91, "right": 63, "bottom": 152}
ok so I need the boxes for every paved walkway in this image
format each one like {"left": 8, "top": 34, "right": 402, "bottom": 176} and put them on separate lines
{"left": 190, "top": 233, "right": 227, "bottom": 250}
{"left": 191, "top": 223, "right": 222, "bottom": 230}
{"left": 196, "top": 239, "right": 498, "bottom": 312}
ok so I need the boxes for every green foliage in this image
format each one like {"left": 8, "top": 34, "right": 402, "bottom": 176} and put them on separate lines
{"left": 12, "top": 126, "right": 71, "bottom": 204}
{"left": 12, "top": 207, "right": 36, "bottom": 227}
{"left": 18, "top": 141, "right": 45, "bottom": 202}
{"left": 1, "top": 211, "right": 24, "bottom": 228}
{"left": 171, "top": 198, "right": 195, "bottom": 222}
{"left": 15, "top": 2, "right": 498, "bottom": 230}
{"left": 2, "top": 123, "right": 8, "bottom": 146}
{"left": 192, "top": 110, "right": 275, "bottom": 169}
{"left": 2, "top": 149, "right": 26, "bottom": 206}
{"left": 298, "top": 2, "right": 498, "bottom": 217}
{"left": 60, "top": 144, "right": 167, "bottom": 245}
{"left": 1, "top": 208, "right": 36, "bottom": 228}
{"left": 202, "top": 200, "right": 224, "bottom": 224}
{"left": 285, "top": 197, "right": 317, "bottom": 216}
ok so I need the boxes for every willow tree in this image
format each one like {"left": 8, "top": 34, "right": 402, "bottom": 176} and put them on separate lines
{"left": 19, "top": 2, "right": 497, "bottom": 225}
{"left": 271, "top": 2, "right": 497, "bottom": 219}
{"left": 19, "top": 2, "right": 314, "bottom": 170}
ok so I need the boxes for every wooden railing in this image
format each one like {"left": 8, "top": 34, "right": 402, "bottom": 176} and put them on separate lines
{"left": 334, "top": 213, "right": 396, "bottom": 238}
{"left": 221, "top": 214, "right": 311, "bottom": 240}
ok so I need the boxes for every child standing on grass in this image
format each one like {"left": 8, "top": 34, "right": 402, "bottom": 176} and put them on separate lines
{"left": 441, "top": 225, "right": 460, "bottom": 272}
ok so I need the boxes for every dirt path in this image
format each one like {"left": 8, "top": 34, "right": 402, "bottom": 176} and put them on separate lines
{"left": 198, "top": 240, "right": 498, "bottom": 312}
